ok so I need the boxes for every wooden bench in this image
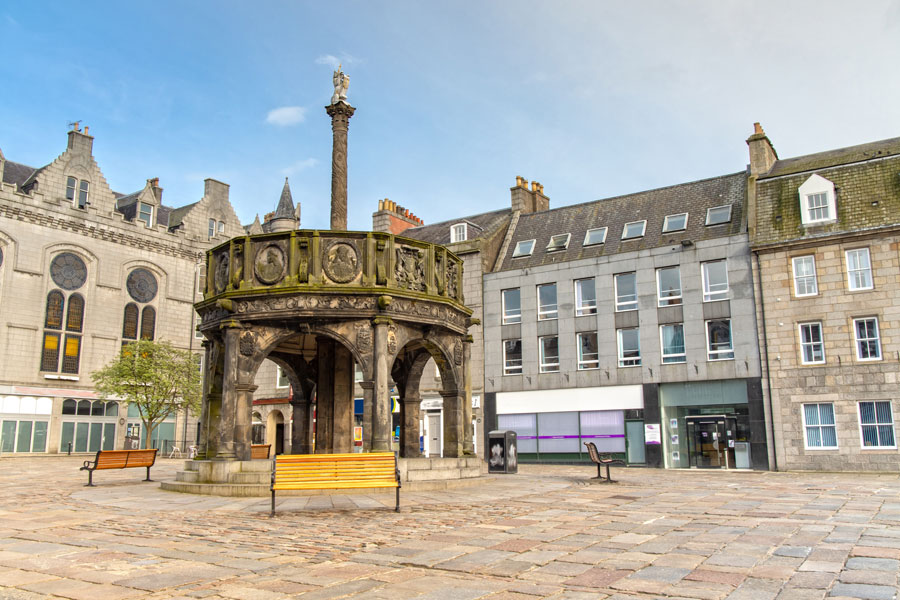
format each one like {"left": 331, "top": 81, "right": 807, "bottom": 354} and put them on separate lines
{"left": 251, "top": 444, "right": 271, "bottom": 459}
{"left": 271, "top": 452, "right": 400, "bottom": 515}
{"left": 584, "top": 442, "right": 625, "bottom": 483}
{"left": 80, "top": 449, "right": 158, "bottom": 487}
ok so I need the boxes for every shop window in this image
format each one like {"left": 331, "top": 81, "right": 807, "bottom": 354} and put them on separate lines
{"left": 660, "top": 324, "right": 685, "bottom": 364}
{"left": 503, "top": 339, "right": 522, "bottom": 375}
{"left": 702, "top": 260, "right": 728, "bottom": 302}
{"left": 792, "top": 256, "right": 818, "bottom": 297}
{"left": 614, "top": 272, "right": 637, "bottom": 312}
{"left": 799, "top": 322, "right": 825, "bottom": 365}
{"left": 804, "top": 403, "right": 837, "bottom": 449}
{"left": 575, "top": 278, "right": 597, "bottom": 316}
{"left": 846, "top": 249, "right": 873, "bottom": 291}
{"left": 539, "top": 336, "right": 559, "bottom": 373}
{"left": 706, "top": 319, "right": 734, "bottom": 361}
{"left": 617, "top": 328, "right": 641, "bottom": 367}
{"left": 577, "top": 332, "right": 599, "bottom": 370}
{"left": 853, "top": 317, "right": 881, "bottom": 361}
{"left": 501, "top": 288, "right": 521, "bottom": 324}
{"left": 657, "top": 266, "right": 682, "bottom": 307}
{"left": 858, "top": 401, "right": 896, "bottom": 448}
{"left": 537, "top": 283, "right": 558, "bottom": 320}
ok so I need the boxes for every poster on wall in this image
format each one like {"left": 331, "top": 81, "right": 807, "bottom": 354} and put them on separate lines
{"left": 644, "top": 423, "right": 661, "bottom": 444}
{"left": 670, "top": 419, "right": 678, "bottom": 429}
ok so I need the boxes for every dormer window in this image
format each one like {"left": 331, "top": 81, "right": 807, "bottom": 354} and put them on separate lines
{"left": 799, "top": 174, "right": 836, "bottom": 226}
{"left": 137, "top": 202, "right": 153, "bottom": 228}
{"left": 583, "top": 227, "right": 607, "bottom": 246}
{"left": 622, "top": 220, "right": 646, "bottom": 240}
{"left": 662, "top": 213, "right": 688, "bottom": 233}
{"left": 546, "top": 233, "right": 570, "bottom": 252}
{"left": 450, "top": 223, "right": 467, "bottom": 243}
{"left": 706, "top": 205, "right": 732, "bottom": 226}
{"left": 66, "top": 177, "right": 89, "bottom": 209}
{"left": 512, "top": 239, "right": 535, "bottom": 257}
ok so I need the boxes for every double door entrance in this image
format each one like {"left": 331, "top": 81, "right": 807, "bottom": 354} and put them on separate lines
{"left": 685, "top": 415, "right": 737, "bottom": 469}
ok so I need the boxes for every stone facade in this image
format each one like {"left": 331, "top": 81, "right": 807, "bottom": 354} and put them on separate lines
{"left": 0, "top": 127, "right": 243, "bottom": 455}
{"left": 750, "top": 127, "right": 900, "bottom": 472}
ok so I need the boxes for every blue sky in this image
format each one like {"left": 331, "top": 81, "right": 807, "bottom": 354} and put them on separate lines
{"left": 2, "top": 1, "right": 900, "bottom": 231}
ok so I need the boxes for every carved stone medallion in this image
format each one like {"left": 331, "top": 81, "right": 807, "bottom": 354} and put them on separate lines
{"left": 50, "top": 252, "right": 87, "bottom": 290}
{"left": 126, "top": 268, "right": 158, "bottom": 302}
{"left": 239, "top": 332, "right": 256, "bottom": 356}
{"left": 355, "top": 322, "right": 372, "bottom": 353}
{"left": 395, "top": 246, "right": 425, "bottom": 291}
{"left": 454, "top": 338, "right": 463, "bottom": 365}
{"left": 214, "top": 253, "right": 229, "bottom": 293}
{"left": 323, "top": 241, "right": 360, "bottom": 283}
{"left": 387, "top": 324, "right": 397, "bottom": 355}
{"left": 254, "top": 244, "right": 286, "bottom": 285}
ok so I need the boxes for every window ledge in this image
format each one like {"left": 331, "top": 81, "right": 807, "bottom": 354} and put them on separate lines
{"left": 44, "top": 374, "right": 80, "bottom": 381}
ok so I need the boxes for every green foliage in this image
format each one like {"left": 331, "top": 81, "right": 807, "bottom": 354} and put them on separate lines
{"left": 93, "top": 339, "right": 202, "bottom": 449}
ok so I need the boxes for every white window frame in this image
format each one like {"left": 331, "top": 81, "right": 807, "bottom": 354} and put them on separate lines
{"left": 512, "top": 239, "right": 535, "bottom": 258}
{"left": 622, "top": 220, "right": 647, "bottom": 240}
{"left": 662, "top": 213, "right": 688, "bottom": 233}
{"left": 706, "top": 205, "right": 732, "bottom": 226}
{"left": 706, "top": 319, "right": 734, "bottom": 361}
{"left": 583, "top": 227, "right": 607, "bottom": 246}
{"left": 501, "top": 288, "right": 521, "bottom": 324}
{"left": 853, "top": 317, "right": 881, "bottom": 361}
{"left": 218, "top": 221, "right": 225, "bottom": 235}
{"left": 656, "top": 266, "right": 682, "bottom": 307}
{"left": 798, "top": 322, "right": 825, "bottom": 365}
{"left": 577, "top": 332, "right": 599, "bottom": 370}
{"left": 858, "top": 401, "right": 896, "bottom": 449}
{"left": 503, "top": 339, "right": 523, "bottom": 375}
{"left": 700, "top": 260, "right": 728, "bottom": 302}
{"left": 803, "top": 403, "right": 838, "bottom": 450}
{"left": 846, "top": 248, "right": 873, "bottom": 291}
{"left": 792, "top": 256, "right": 818, "bottom": 297}
{"left": 617, "top": 327, "right": 641, "bottom": 367}
{"left": 539, "top": 336, "right": 560, "bottom": 373}
{"left": 276, "top": 366, "right": 289, "bottom": 389}
{"left": 660, "top": 323, "right": 685, "bottom": 364}
{"left": 208, "top": 218, "right": 216, "bottom": 239}
{"left": 798, "top": 174, "right": 836, "bottom": 226}
{"left": 537, "top": 283, "right": 558, "bottom": 321}
{"left": 450, "top": 223, "right": 467, "bottom": 243}
{"left": 614, "top": 272, "right": 638, "bottom": 312}
{"left": 574, "top": 278, "right": 597, "bottom": 316}
{"left": 137, "top": 202, "right": 153, "bottom": 228}
{"left": 546, "top": 233, "right": 570, "bottom": 252}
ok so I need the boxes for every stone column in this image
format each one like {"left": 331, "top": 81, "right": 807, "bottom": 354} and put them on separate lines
{"left": 195, "top": 341, "right": 214, "bottom": 459}
{"left": 462, "top": 336, "right": 475, "bottom": 455}
{"left": 441, "top": 390, "right": 464, "bottom": 458}
{"left": 372, "top": 316, "right": 392, "bottom": 451}
{"left": 332, "top": 344, "right": 354, "bottom": 452}
{"left": 290, "top": 399, "right": 312, "bottom": 454}
{"left": 316, "top": 337, "right": 335, "bottom": 453}
{"left": 217, "top": 326, "right": 241, "bottom": 460}
{"left": 360, "top": 381, "right": 374, "bottom": 452}
{"left": 325, "top": 102, "right": 356, "bottom": 231}
{"left": 401, "top": 392, "right": 422, "bottom": 458}
{"left": 233, "top": 382, "right": 258, "bottom": 461}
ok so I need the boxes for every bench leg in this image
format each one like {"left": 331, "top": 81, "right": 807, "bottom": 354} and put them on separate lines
{"left": 85, "top": 470, "right": 94, "bottom": 487}
{"left": 144, "top": 466, "right": 153, "bottom": 482}
{"left": 271, "top": 489, "right": 276, "bottom": 517}
{"left": 395, "top": 487, "right": 400, "bottom": 512}
{"left": 604, "top": 463, "right": 615, "bottom": 484}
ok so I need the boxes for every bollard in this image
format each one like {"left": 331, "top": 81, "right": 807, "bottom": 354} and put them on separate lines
{"left": 67, "top": 442, "right": 72, "bottom": 455}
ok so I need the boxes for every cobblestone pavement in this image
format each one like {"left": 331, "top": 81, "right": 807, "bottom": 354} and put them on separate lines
{"left": 0, "top": 457, "right": 898, "bottom": 599}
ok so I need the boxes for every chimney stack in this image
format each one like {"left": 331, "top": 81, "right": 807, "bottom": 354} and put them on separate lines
{"left": 511, "top": 176, "right": 550, "bottom": 214}
{"left": 746, "top": 122, "right": 778, "bottom": 176}
{"left": 372, "top": 198, "right": 424, "bottom": 234}
{"left": 67, "top": 125, "right": 94, "bottom": 156}
{"left": 148, "top": 178, "right": 163, "bottom": 203}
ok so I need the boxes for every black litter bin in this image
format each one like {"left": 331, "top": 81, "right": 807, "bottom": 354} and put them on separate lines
{"left": 488, "top": 430, "right": 517, "bottom": 473}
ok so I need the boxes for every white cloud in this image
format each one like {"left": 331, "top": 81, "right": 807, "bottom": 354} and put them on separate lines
{"left": 265, "top": 106, "right": 306, "bottom": 126}
{"left": 281, "top": 158, "right": 318, "bottom": 176}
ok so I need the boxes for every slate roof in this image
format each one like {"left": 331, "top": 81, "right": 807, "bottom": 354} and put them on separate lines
{"left": 1, "top": 160, "right": 36, "bottom": 187}
{"left": 166, "top": 202, "right": 199, "bottom": 229}
{"left": 498, "top": 172, "right": 747, "bottom": 271}
{"left": 762, "top": 136, "right": 900, "bottom": 179}
{"left": 402, "top": 207, "right": 513, "bottom": 245}
{"left": 274, "top": 178, "right": 295, "bottom": 219}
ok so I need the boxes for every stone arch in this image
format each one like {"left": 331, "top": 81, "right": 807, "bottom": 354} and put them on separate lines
{"left": 266, "top": 409, "right": 286, "bottom": 455}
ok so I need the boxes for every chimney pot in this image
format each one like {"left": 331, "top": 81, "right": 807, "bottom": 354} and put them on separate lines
{"left": 754, "top": 122, "right": 764, "bottom": 135}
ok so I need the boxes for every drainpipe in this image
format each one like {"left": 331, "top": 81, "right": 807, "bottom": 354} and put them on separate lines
{"left": 753, "top": 250, "right": 778, "bottom": 472}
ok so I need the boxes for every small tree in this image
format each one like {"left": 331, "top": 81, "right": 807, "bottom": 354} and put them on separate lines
{"left": 93, "top": 339, "right": 202, "bottom": 450}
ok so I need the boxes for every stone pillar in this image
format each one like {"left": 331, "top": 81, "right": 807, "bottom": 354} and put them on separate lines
{"left": 372, "top": 317, "right": 392, "bottom": 451}
{"left": 325, "top": 102, "right": 356, "bottom": 231}
{"left": 217, "top": 326, "right": 241, "bottom": 460}
{"left": 401, "top": 392, "right": 422, "bottom": 458}
{"left": 441, "top": 390, "right": 464, "bottom": 458}
{"left": 316, "top": 337, "right": 335, "bottom": 453}
{"left": 462, "top": 336, "right": 475, "bottom": 455}
{"left": 290, "top": 399, "right": 312, "bottom": 454}
{"left": 233, "top": 382, "right": 258, "bottom": 461}
{"left": 195, "top": 341, "right": 215, "bottom": 460}
{"left": 332, "top": 344, "right": 354, "bottom": 452}
{"left": 360, "top": 381, "right": 374, "bottom": 452}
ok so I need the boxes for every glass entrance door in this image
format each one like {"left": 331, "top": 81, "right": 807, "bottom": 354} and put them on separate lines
{"left": 625, "top": 420, "right": 645, "bottom": 464}
{"left": 686, "top": 416, "right": 728, "bottom": 468}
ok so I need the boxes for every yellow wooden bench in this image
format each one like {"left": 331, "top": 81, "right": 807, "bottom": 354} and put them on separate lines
{"left": 271, "top": 452, "right": 400, "bottom": 515}
{"left": 251, "top": 444, "right": 271, "bottom": 459}
{"left": 79, "top": 449, "right": 158, "bottom": 487}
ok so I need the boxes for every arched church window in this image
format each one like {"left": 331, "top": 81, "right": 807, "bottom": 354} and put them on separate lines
{"left": 41, "top": 254, "right": 87, "bottom": 374}
{"left": 122, "top": 269, "right": 158, "bottom": 344}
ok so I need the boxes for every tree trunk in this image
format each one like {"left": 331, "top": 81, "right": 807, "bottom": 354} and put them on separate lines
{"left": 144, "top": 422, "right": 156, "bottom": 450}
